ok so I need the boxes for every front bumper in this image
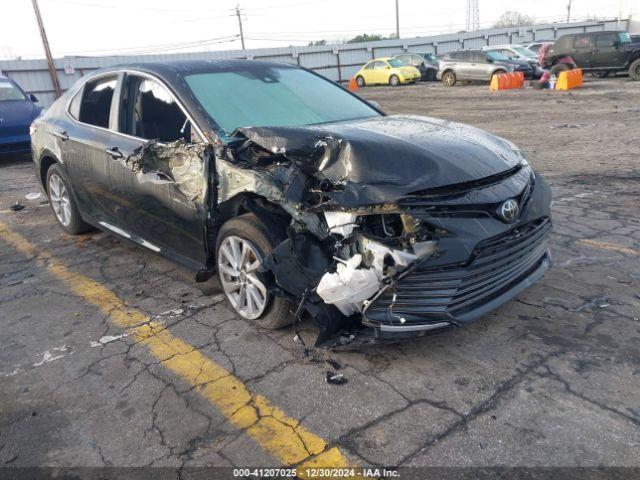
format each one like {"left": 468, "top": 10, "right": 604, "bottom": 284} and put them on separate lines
{"left": 362, "top": 218, "right": 552, "bottom": 339}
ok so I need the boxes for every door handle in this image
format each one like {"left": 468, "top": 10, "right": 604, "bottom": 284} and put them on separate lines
{"left": 53, "top": 130, "right": 69, "bottom": 141}
{"left": 105, "top": 146, "right": 123, "bottom": 159}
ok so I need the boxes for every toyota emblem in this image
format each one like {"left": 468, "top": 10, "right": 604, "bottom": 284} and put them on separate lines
{"left": 499, "top": 199, "right": 519, "bottom": 222}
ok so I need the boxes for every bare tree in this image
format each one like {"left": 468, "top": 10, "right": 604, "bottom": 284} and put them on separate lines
{"left": 493, "top": 11, "right": 535, "bottom": 28}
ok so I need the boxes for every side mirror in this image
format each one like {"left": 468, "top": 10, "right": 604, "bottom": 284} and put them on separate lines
{"left": 385, "top": 65, "right": 391, "bottom": 69}
{"left": 613, "top": 40, "right": 621, "bottom": 48}
{"left": 487, "top": 58, "right": 494, "bottom": 63}
{"left": 29, "top": 93, "right": 38, "bottom": 103}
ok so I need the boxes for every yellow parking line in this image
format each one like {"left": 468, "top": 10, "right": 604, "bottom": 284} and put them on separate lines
{"left": 0, "top": 221, "right": 348, "bottom": 471}
{"left": 578, "top": 239, "right": 638, "bottom": 256}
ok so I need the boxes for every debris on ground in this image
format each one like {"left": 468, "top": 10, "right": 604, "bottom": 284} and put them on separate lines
{"left": 25, "top": 192, "right": 42, "bottom": 200}
{"left": 9, "top": 201, "right": 24, "bottom": 211}
{"left": 326, "top": 358, "right": 343, "bottom": 370}
{"left": 325, "top": 370, "right": 348, "bottom": 385}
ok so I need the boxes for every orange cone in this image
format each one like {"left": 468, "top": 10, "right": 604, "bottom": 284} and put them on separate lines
{"left": 348, "top": 77, "right": 359, "bottom": 92}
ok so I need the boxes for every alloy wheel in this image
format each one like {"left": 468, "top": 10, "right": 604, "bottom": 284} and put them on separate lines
{"left": 48, "top": 173, "right": 72, "bottom": 227}
{"left": 218, "top": 235, "right": 268, "bottom": 320}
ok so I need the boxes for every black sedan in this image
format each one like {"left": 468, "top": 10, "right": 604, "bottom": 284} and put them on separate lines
{"left": 30, "top": 60, "right": 552, "bottom": 347}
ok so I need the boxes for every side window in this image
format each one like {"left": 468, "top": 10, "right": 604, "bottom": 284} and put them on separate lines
{"left": 364, "top": 62, "right": 375, "bottom": 70}
{"left": 574, "top": 35, "right": 592, "bottom": 49}
{"left": 78, "top": 76, "right": 117, "bottom": 128}
{"left": 473, "top": 52, "right": 487, "bottom": 63}
{"left": 119, "top": 76, "right": 189, "bottom": 143}
{"left": 68, "top": 87, "right": 83, "bottom": 120}
{"left": 499, "top": 49, "right": 515, "bottom": 58}
{"left": 459, "top": 51, "right": 473, "bottom": 62}
{"left": 448, "top": 52, "right": 461, "bottom": 60}
{"left": 596, "top": 33, "right": 617, "bottom": 47}
{"left": 374, "top": 61, "right": 388, "bottom": 69}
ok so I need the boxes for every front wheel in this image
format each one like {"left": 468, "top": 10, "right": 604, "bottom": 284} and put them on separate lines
{"left": 442, "top": 71, "right": 456, "bottom": 87}
{"left": 46, "top": 164, "right": 92, "bottom": 235}
{"left": 389, "top": 74, "right": 400, "bottom": 86}
{"left": 216, "top": 214, "right": 292, "bottom": 329}
{"left": 356, "top": 75, "right": 365, "bottom": 87}
{"left": 630, "top": 59, "right": 640, "bottom": 81}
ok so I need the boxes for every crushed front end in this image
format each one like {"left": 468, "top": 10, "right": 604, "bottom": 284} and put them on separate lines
{"left": 217, "top": 115, "right": 552, "bottom": 348}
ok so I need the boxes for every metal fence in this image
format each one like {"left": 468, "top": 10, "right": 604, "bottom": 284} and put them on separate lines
{"left": 0, "top": 18, "right": 629, "bottom": 108}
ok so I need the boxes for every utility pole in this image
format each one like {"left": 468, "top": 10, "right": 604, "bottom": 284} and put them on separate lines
{"left": 235, "top": 5, "right": 246, "bottom": 50}
{"left": 395, "top": 0, "right": 400, "bottom": 39}
{"left": 31, "top": 0, "right": 61, "bottom": 98}
{"left": 566, "top": 0, "right": 572, "bottom": 22}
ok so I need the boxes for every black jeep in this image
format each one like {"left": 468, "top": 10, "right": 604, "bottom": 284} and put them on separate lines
{"left": 546, "top": 31, "right": 640, "bottom": 80}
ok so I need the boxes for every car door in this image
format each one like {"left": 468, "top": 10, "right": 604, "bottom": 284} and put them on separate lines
{"left": 448, "top": 52, "right": 469, "bottom": 80}
{"left": 107, "top": 73, "right": 207, "bottom": 267}
{"left": 361, "top": 61, "right": 376, "bottom": 84}
{"left": 592, "top": 32, "right": 624, "bottom": 67}
{"left": 465, "top": 52, "right": 488, "bottom": 80}
{"left": 62, "top": 73, "right": 124, "bottom": 224}
{"left": 572, "top": 35, "right": 594, "bottom": 67}
{"left": 373, "top": 61, "right": 390, "bottom": 84}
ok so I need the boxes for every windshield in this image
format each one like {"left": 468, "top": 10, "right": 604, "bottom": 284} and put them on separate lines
{"left": 619, "top": 32, "right": 631, "bottom": 44}
{"left": 513, "top": 46, "right": 536, "bottom": 57}
{"left": 387, "top": 59, "right": 405, "bottom": 67}
{"left": 0, "top": 79, "right": 26, "bottom": 101}
{"left": 185, "top": 66, "right": 379, "bottom": 137}
{"left": 486, "top": 51, "right": 510, "bottom": 61}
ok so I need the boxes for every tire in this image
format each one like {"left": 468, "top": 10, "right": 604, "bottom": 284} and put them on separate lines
{"left": 491, "top": 70, "right": 507, "bottom": 83}
{"left": 356, "top": 75, "right": 365, "bottom": 87}
{"left": 442, "top": 70, "right": 456, "bottom": 87}
{"left": 630, "top": 59, "right": 640, "bottom": 81}
{"left": 46, "top": 164, "right": 92, "bottom": 235}
{"left": 389, "top": 74, "right": 400, "bottom": 86}
{"left": 216, "top": 213, "right": 292, "bottom": 329}
{"left": 550, "top": 63, "right": 570, "bottom": 77}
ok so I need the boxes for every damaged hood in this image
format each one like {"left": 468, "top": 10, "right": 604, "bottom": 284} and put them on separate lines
{"left": 236, "top": 115, "right": 524, "bottom": 206}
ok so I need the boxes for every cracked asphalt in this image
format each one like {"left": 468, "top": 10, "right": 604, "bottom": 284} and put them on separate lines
{"left": 1, "top": 77, "right": 639, "bottom": 473}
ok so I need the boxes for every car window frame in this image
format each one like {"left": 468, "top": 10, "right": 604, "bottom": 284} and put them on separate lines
{"left": 573, "top": 35, "right": 593, "bottom": 49}
{"left": 66, "top": 69, "right": 206, "bottom": 144}
{"left": 116, "top": 73, "right": 202, "bottom": 144}
{"left": 595, "top": 32, "right": 618, "bottom": 48}
{"left": 68, "top": 72, "right": 119, "bottom": 130}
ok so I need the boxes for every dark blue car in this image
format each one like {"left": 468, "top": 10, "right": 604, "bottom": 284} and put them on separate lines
{"left": 0, "top": 75, "right": 43, "bottom": 155}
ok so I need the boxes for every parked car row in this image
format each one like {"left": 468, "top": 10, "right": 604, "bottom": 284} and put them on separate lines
{"left": 352, "top": 30, "right": 639, "bottom": 89}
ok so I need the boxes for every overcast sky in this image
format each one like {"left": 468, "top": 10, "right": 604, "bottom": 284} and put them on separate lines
{"left": 1, "top": 0, "right": 638, "bottom": 59}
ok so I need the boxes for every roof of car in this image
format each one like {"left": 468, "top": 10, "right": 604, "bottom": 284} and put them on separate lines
{"left": 483, "top": 45, "right": 524, "bottom": 49}
{"left": 108, "top": 59, "right": 298, "bottom": 77}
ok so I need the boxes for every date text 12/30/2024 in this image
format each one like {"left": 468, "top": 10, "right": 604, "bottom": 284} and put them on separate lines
{"left": 232, "top": 468, "right": 400, "bottom": 478}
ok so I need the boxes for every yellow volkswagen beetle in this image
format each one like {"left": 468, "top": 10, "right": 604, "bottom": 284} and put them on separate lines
{"left": 355, "top": 57, "right": 421, "bottom": 87}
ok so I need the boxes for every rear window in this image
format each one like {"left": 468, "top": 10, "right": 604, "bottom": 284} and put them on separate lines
{"left": 78, "top": 76, "right": 117, "bottom": 129}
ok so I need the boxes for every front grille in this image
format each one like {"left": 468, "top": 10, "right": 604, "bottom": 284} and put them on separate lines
{"left": 365, "top": 218, "right": 551, "bottom": 324}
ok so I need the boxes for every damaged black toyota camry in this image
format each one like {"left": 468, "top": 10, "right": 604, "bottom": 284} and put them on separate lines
{"left": 31, "top": 60, "right": 551, "bottom": 347}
